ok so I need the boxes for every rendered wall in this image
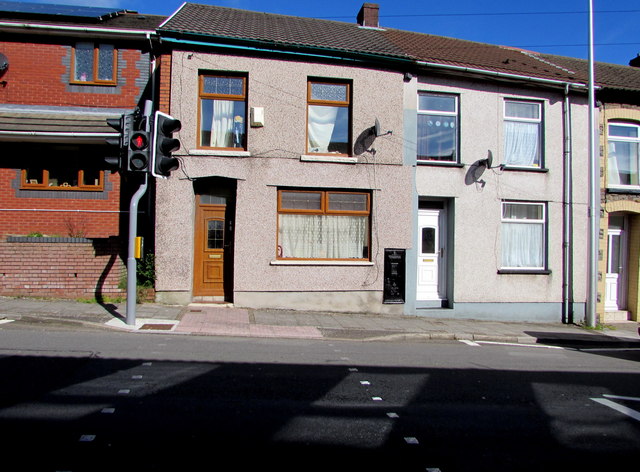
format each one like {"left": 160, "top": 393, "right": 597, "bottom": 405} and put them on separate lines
{"left": 155, "top": 51, "right": 412, "bottom": 313}
{"left": 403, "top": 74, "right": 590, "bottom": 321}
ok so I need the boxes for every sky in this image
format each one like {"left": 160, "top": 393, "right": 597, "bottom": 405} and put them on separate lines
{"left": 27, "top": 0, "right": 640, "bottom": 66}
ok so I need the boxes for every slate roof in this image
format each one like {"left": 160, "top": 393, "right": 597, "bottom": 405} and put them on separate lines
{"left": 159, "top": 3, "right": 640, "bottom": 92}
{"left": 159, "top": 3, "right": 406, "bottom": 60}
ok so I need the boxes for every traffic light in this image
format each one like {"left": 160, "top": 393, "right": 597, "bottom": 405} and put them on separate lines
{"left": 151, "top": 111, "right": 181, "bottom": 178}
{"left": 127, "top": 114, "right": 150, "bottom": 172}
{"left": 105, "top": 113, "right": 133, "bottom": 172}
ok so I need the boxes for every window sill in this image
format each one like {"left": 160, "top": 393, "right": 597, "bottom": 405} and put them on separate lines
{"left": 498, "top": 269, "right": 551, "bottom": 275}
{"left": 417, "top": 160, "right": 464, "bottom": 168}
{"left": 189, "top": 149, "right": 251, "bottom": 157}
{"left": 271, "top": 260, "right": 373, "bottom": 266}
{"left": 21, "top": 186, "right": 103, "bottom": 192}
{"left": 502, "top": 166, "right": 548, "bottom": 173}
{"left": 69, "top": 81, "right": 117, "bottom": 87}
{"left": 606, "top": 186, "right": 640, "bottom": 194}
{"left": 301, "top": 155, "right": 357, "bottom": 164}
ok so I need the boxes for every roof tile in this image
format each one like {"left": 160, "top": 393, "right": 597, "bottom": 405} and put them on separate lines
{"left": 160, "top": 3, "right": 640, "bottom": 91}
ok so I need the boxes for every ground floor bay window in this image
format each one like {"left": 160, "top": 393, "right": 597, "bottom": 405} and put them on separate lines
{"left": 277, "top": 189, "right": 370, "bottom": 260}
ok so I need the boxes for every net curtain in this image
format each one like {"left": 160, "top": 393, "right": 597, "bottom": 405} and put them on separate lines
{"left": 308, "top": 105, "right": 338, "bottom": 153}
{"left": 278, "top": 214, "right": 367, "bottom": 259}
{"left": 504, "top": 121, "right": 539, "bottom": 166}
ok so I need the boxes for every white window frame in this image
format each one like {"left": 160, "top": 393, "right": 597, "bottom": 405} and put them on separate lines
{"left": 417, "top": 92, "right": 459, "bottom": 162}
{"left": 503, "top": 99, "right": 543, "bottom": 168}
{"left": 500, "top": 201, "right": 546, "bottom": 270}
{"left": 607, "top": 121, "right": 640, "bottom": 189}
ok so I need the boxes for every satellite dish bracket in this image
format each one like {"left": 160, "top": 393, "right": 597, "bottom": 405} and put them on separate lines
{"left": 374, "top": 118, "right": 392, "bottom": 138}
{"left": 479, "top": 150, "right": 504, "bottom": 170}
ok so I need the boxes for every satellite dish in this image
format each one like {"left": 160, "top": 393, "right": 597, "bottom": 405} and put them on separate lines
{"left": 464, "top": 150, "right": 500, "bottom": 186}
{"left": 0, "top": 53, "right": 8, "bottom": 75}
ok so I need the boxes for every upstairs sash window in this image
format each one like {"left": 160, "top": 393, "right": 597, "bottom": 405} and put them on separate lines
{"left": 417, "top": 93, "right": 459, "bottom": 162}
{"left": 72, "top": 42, "right": 116, "bottom": 85}
{"left": 199, "top": 74, "right": 247, "bottom": 150}
{"left": 607, "top": 122, "right": 640, "bottom": 188}
{"left": 503, "top": 100, "right": 542, "bottom": 167}
{"left": 307, "top": 80, "right": 351, "bottom": 155}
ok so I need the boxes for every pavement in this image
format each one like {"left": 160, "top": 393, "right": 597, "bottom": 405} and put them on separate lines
{"left": 1, "top": 296, "right": 639, "bottom": 346}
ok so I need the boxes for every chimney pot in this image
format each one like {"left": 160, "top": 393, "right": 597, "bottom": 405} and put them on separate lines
{"left": 357, "top": 3, "right": 379, "bottom": 28}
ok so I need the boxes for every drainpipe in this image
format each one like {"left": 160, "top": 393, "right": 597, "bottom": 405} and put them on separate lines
{"left": 562, "top": 84, "right": 573, "bottom": 324}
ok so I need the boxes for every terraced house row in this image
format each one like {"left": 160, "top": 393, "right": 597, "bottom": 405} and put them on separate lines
{"left": 1, "top": 2, "right": 640, "bottom": 324}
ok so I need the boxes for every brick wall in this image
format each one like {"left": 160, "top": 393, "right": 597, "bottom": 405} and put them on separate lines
{"left": 0, "top": 168, "right": 122, "bottom": 238}
{"left": 158, "top": 52, "right": 172, "bottom": 114}
{"left": 0, "top": 40, "right": 146, "bottom": 108}
{"left": 0, "top": 237, "right": 126, "bottom": 300}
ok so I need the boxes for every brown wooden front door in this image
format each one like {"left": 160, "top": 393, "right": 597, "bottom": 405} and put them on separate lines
{"left": 193, "top": 201, "right": 227, "bottom": 297}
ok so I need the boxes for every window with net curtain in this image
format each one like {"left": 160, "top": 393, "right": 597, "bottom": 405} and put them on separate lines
{"left": 199, "top": 75, "right": 247, "bottom": 149}
{"left": 607, "top": 122, "right": 640, "bottom": 187}
{"left": 503, "top": 100, "right": 542, "bottom": 167}
{"left": 417, "top": 93, "right": 458, "bottom": 161}
{"left": 307, "top": 80, "right": 351, "bottom": 155}
{"left": 277, "top": 190, "right": 370, "bottom": 260}
{"left": 501, "top": 201, "right": 546, "bottom": 269}
{"left": 72, "top": 42, "right": 116, "bottom": 84}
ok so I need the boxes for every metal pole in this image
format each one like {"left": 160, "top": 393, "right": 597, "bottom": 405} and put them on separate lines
{"left": 126, "top": 173, "right": 148, "bottom": 325}
{"left": 586, "top": 0, "right": 598, "bottom": 328}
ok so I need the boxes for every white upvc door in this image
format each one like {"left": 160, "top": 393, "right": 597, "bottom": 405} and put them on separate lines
{"left": 417, "top": 209, "right": 446, "bottom": 301}
{"left": 605, "top": 217, "right": 628, "bottom": 311}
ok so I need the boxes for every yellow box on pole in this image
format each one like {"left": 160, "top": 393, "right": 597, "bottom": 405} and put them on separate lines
{"left": 134, "top": 236, "right": 143, "bottom": 259}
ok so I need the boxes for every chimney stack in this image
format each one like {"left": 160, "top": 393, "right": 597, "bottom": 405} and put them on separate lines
{"left": 357, "top": 3, "right": 379, "bottom": 28}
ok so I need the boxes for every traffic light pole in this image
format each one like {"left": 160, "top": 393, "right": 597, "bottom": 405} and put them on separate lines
{"left": 126, "top": 172, "right": 148, "bottom": 326}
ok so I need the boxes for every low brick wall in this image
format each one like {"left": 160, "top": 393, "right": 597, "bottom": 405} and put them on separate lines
{"left": 0, "top": 237, "right": 126, "bottom": 300}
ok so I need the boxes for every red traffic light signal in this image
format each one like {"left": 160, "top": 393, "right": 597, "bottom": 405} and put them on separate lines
{"left": 128, "top": 130, "right": 150, "bottom": 171}
{"left": 130, "top": 132, "right": 148, "bottom": 151}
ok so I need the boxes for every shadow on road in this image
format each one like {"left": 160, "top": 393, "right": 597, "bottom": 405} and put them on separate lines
{"left": 0, "top": 351, "right": 639, "bottom": 471}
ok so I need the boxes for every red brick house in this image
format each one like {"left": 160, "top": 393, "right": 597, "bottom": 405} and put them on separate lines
{"left": 0, "top": 2, "right": 164, "bottom": 300}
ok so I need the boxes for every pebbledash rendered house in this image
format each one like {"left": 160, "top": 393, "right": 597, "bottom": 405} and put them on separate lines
{"left": 151, "top": 2, "right": 639, "bottom": 323}
{"left": 0, "top": 2, "right": 165, "bottom": 300}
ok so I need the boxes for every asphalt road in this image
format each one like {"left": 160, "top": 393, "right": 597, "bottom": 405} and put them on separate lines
{"left": 0, "top": 326, "right": 638, "bottom": 471}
